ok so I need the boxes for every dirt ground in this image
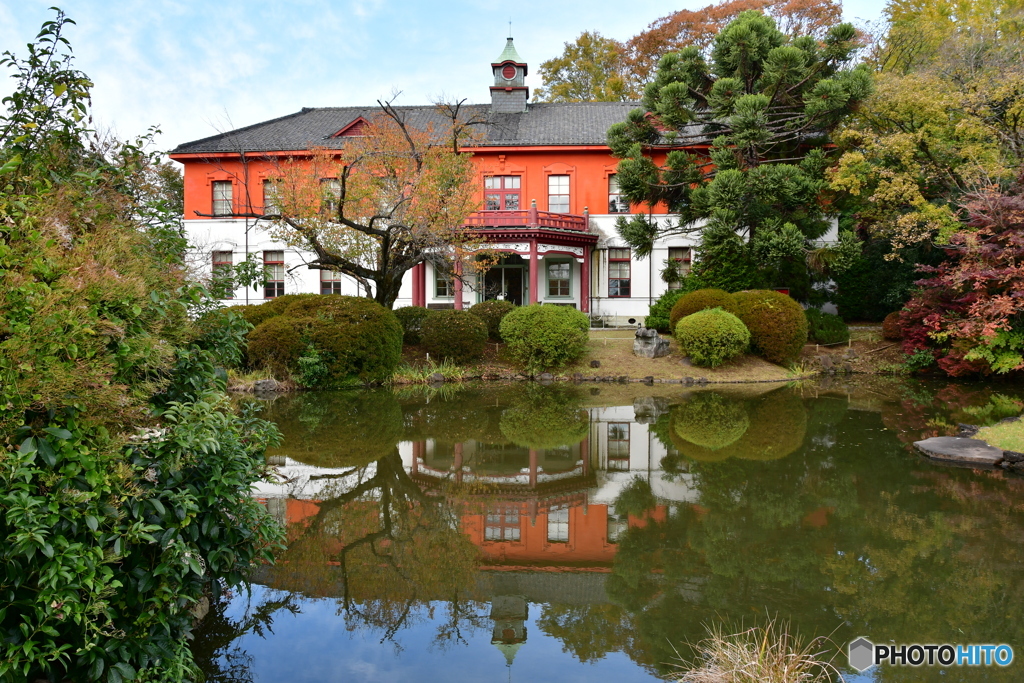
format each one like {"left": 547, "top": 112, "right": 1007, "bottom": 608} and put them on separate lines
{"left": 797, "top": 325, "right": 906, "bottom": 375}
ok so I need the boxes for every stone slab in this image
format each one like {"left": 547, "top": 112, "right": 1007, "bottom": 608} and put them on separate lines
{"left": 914, "top": 436, "right": 1004, "bottom": 467}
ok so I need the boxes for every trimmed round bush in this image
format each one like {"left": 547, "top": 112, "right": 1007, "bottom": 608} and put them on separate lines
{"left": 421, "top": 309, "right": 488, "bottom": 363}
{"left": 394, "top": 306, "right": 434, "bottom": 345}
{"left": 674, "top": 308, "right": 750, "bottom": 368}
{"left": 238, "top": 294, "right": 316, "bottom": 328}
{"left": 669, "top": 288, "right": 736, "bottom": 333}
{"left": 247, "top": 315, "right": 311, "bottom": 376}
{"left": 882, "top": 311, "right": 903, "bottom": 341}
{"left": 732, "top": 290, "right": 808, "bottom": 365}
{"left": 500, "top": 304, "right": 590, "bottom": 373}
{"left": 806, "top": 308, "right": 850, "bottom": 345}
{"left": 469, "top": 300, "right": 517, "bottom": 342}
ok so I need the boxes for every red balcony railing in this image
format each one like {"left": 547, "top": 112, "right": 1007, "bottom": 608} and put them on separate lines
{"left": 464, "top": 208, "right": 588, "bottom": 232}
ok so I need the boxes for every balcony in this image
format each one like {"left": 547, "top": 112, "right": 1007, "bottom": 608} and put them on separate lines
{"left": 464, "top": 208, "right": 588, "bottom": 232}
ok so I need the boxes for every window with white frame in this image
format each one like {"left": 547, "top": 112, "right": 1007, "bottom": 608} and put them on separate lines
{"left": 264, "top": 250, "right": 285, "bottom": 298}
{"left": 608, "top": 422, "right": 630, "bottom": 471}
{"left": 320, "top": 269, "right": 343, "bottom": 295}
{"left": 608, "top": 248, "right": 631, "bottom": 297}
{"left": 484, "top": 175, "right": 521, "bottom": 211}
{"left": 547, "top": 507, "right": 569, "bottom": 543}
{"left": 608, "top": 174, "right": 629, "bottom": 213}
{"left": 435, "top": 270, "right": 454, "bottom": 298}
{"left": 548, "top": 174, "right": 569, "bottom": 213}
{"left": 485, "top": 507, "right": 521, "bottom": 542}
{"left": 321, "top": 178, "right": 341, "bottom": 216}
{"left": 547, "top": 260, "right": 571, "bottom": 297}
{"left": 212, "top": 180, "right": 233, "bottom": 216}
{"left": 263, "top": 179, "right": 280, "bottom": 215}
{"left": 211, "top": 251, "right": 233, "bottom": 299}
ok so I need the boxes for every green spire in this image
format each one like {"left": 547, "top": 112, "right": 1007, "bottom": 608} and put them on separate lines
{"left": 494, "top": 37, "right": 523, "bottom": 64}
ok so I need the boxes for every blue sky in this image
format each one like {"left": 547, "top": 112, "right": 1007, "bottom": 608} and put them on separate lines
{"left": 0, "top": 0, "right": 888, "bottom": 153}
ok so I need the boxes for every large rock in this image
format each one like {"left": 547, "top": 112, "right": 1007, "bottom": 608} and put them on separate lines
{"left": 633, "top": 396, "right": 670, "bottom": 424}
{"left": 634, "top": 327, "right": 670, "bottom": 358}
{"left": 914, "top": 436, "right": 1004, "bottom": 467}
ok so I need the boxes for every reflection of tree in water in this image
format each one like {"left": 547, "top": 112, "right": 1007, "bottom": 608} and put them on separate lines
{"left": 191, "top": 589, "right": 300, "bottom": 683}
{"left": 264, "top": 448, "right": 487, "bottom": 648}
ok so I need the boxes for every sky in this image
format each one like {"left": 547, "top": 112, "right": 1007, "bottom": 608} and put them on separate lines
{"left": 0, "top": 0, "right": 889, "bottom": 154}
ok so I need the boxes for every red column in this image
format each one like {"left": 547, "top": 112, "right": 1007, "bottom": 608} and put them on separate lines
{"left": 453, "top": 442, "right": 464, "bottom": 484}
{"left": 580, "top": 249, "right": 590, "bottom": 313}
{"left": 529, "top": 240, "right": 538, "bottom": 304}
{"left": 529, "top": 448, "right": 538, "bottom": 487}
{"left": 412, "top": 263, "right": 426, "bottom": 307}
{"left": 454, "top": 261, "right": 464, "bottom": 310}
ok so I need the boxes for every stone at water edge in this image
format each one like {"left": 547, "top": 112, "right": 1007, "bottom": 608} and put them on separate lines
{"left": 589, "top": 360, "right": 601, "bottom": 369}
{"left": 253, "top": 379, "right": 280, "bottom": 392}
{"left": 428, "top": 372, "right": 445, "bottom": 383}
{"left": 634, "top": 327, "right": 671, "bottom": 358}
{"left": 914, "top": 436, "right": 1004, "bottom": 467}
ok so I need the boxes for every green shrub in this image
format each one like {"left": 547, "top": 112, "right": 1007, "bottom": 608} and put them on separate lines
{"left": 732, "top": 290, "right": 808, "bottom": 365}
{"left": 645, "top": 289, "right": 686, "bottom": 332}
{"left": 469, "top": 300, "right": 517, "bottom": 341}
{"left": 394, "top": 305, "right": 434, "bottom": 345}
{"left": 882, "top": 311, "right": 903, "bottom": 341}
{"left": 237, "top": 294, "right": 316, "bottom": 328}
{"left": 500, "top": 304, "right": 590, "bottom": 373}
{"left": 303, "top": 297, "right": 403, "bottom": 386}
{"left": 420, "top": 309, "right": 489, "bottom": 363}
{"left": 669, "top": 288, "right": 736, "bottom": 333}
{"left": 247, "top": 316, "right": 310, "bottom": 376}
{"left": 805, "top": 308, "right": 850, "bottom": 345}
{"left": 674, "top": 308, "right": 750, "bottom": 368}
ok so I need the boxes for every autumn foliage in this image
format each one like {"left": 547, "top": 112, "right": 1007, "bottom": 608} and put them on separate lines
{"left": 901, "top": 181, "right": 1024, "bottom": 376}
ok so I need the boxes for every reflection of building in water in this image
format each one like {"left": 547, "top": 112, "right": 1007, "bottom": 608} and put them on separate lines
{"left": 490, "top": 595, "right": 528, "bottom": 666}
{"left": 255, "top": 403, "right": 697, "bottom": 569}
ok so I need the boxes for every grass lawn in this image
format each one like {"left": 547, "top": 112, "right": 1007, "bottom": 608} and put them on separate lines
{"left": 976, "top": 419, "right": 1024, "bottom": 452}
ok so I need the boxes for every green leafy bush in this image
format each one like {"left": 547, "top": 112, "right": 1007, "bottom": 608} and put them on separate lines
{"left": 805, "top": 308, "right": 850, "bottom": 345}
{"left": 237, "top": 293, "right": 316, "bottom": 328}
{"left": 420, "top": 309, "right": 489, "bottom": 363}
{"left": 500, "top": 304, "right": 590, "bottom": 373}
{"left": 882, "top": 311, "right": 903, "bottom": 341}
{"left": 732, "top": 290, "right": 809, "bottom": 365}
{"left": 247, "top": 315, "right": 309, "bottom": 376}
{"left": 469, "top": 300, "right": 517, "bottom": 341}
{"left": 645, "top": 289, "right": 686, "bottom": 332}
{"left": 674, "top": 308, "right": 750, "bottom": 368}
{"left": 669, "top": 288, "right": 736, "bottom": 333}
{"left": 394, "top": 305, "right": 434, "bottom": 345}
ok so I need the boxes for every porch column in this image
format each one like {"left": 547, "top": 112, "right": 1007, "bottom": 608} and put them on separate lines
{"left": 412, "top": 263, "right": 426, "bottom": 307}
{"left": 529, "top": 240, "right": 539, "bottom": 304}
{"left": 454, "top": 261, "right": 464, "bottom": 310}
{"left": 580, "top": 248, "right": 590, "bottom": 313}
{"left": 529, "top": 448, "right": 538, "bottom": 488}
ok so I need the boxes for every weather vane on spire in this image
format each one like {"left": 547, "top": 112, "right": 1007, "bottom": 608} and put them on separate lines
{"left": 508, "top": 19, "right": 512, "bottom": 38}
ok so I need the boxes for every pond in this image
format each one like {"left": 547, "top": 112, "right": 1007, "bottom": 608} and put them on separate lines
{"left": 191, "top": 379, "right": 1024, "bottom": 682}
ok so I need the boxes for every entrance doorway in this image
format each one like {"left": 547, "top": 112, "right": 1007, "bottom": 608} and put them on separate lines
{"left": 481, "top": 255, "right": 527, "bottom": 306}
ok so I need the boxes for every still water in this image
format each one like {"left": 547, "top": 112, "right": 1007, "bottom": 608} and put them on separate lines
{"left": 192, "top": 380, "right": 1024, "bottom": 682}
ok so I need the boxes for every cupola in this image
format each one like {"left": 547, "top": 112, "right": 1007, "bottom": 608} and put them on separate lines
{"left": 490, "top": 37, "right": 528, "bottom": 113}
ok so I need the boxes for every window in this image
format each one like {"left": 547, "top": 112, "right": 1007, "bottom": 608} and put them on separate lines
{"left": 435, "top": 270, "right": 454, "bottom": 298}
{"left": 321, "top": 178, "right": 341, "bottom": 216}
{"left": 667, "top": 247, "right": 692, "bottom": 290}
{"left": 547, "top": 174, "right": 569, "bottom": 213}
{"left": 608, "top": 422, "right": 630, "bottom": 471}
{"left": 320, "top": 269, "right": 343, "bottom": 295}
{"left": 547, "top": 260, "right": 571, "bottom": 298}
{"left": 484, "top": 175, "right": 521, "bottom": 211}
{"left": 211, "top": 251, "right": 233, "bottom": 299}
{"left": 212, "top": 180, "right": 233, "bottom": 216}
{"left": 262, "top": 179, "right": 280, "bottom": 215}
{"left": 607, "top": 512, "right": 629, "bottom": 543}
{"left": 608, "top": 174, "right": 629, "bottom": 213}
{"left": 485, "top": 507, "right": 521, "bottom": 542}
{"left": 608, "top": 248, "right": 631, "bottom": 297}
{"left": 547, "top": 507, "right": 569, "bottom": 543}
{"left": 264, "top": 250, "right": 285, "bottom": 298}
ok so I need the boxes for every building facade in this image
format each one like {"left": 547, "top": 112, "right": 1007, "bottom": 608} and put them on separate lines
{"left": 170, "top": 38, "right": 698, "bottom": 325}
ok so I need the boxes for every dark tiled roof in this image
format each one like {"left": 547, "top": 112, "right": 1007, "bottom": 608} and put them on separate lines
{"left": 170, "top": 101, "right": 641, "bottom": 154}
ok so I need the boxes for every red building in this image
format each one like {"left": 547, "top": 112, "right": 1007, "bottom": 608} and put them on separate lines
{"left": 170, "top": 38, "right": 695, "bottom": 324}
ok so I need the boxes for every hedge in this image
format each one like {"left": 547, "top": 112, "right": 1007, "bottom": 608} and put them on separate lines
{"left": 674, "top": 308, "right": 750, "bottom": 368}
{"left": 732, "top": 290, "right": 808, "bottom": 365}
{"left": 469, "top": 300, "right": 517, "bottom": 342}
{"left": 669, "top": 288, "right": 736, "bottom": 333}
{"left": 500, "top": 304, "right": 590, "bottom": 373}
{"left": 421, "top": 309, "right": 489, "bottom": 363}
{"left": 805, "top": 308, "right": 850, "bottom": 345}
{"left": 645, "top": 289, "right": 686, "bottom": 333}
{"left": 247, "top": 316, "right": 310, "bottom": 377}
{"left": 237, "top": 294, "right": 316, "bottom": 328}
{"left": 394, "top": 306, "right": 434, "bottom": 345}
